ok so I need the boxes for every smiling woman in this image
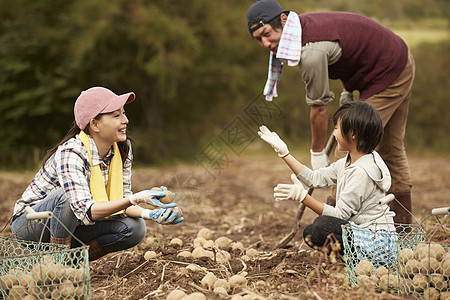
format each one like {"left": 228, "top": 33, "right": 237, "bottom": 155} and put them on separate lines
{"left": 10, "top": 86, "right": 184, "bottom": 261}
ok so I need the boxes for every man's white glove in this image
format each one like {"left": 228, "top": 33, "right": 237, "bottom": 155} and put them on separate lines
{"left": 339, "top": 91, "right": 354, "bottom": 106}
{"left": 128, "top": 190, "right": 177, "bottom": 208}
{"left": 141, "top": 208, "right": 178, "bottom": 224}
{"left": 257, "top": 125, "right": 289, "bottom": 158}
{"left": 310, "top": 149, "right": 330, "bottom": 170}
{"left": 274, "top": 174, "right": 308, "bottom": 203}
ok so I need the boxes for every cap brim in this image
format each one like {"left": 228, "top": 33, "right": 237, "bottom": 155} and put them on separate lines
{"left": 101, "top": 92, "right": 135, "bottom": 114}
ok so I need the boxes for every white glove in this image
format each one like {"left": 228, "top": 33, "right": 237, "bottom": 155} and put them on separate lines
{"left": 310, "top": 149, "right": 330, "bottom": 170}
{"left": 257, "top": 125, "right": 289, "bottom": 157}
{"left": 339, "top": 91, "right": 354, "bottom": 106}
{"left": 128, "top": 190, "right": 177, "bottom": 208}
{"left": 274, "top": 174, "right": 308, "bottom": 202}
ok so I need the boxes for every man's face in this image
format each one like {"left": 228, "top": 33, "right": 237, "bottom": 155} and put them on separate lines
{"left": 251, "top": 23, "right": 283, "bottom": 53}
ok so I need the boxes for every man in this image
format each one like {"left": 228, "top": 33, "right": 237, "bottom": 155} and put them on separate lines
{"left": 247, "top": 0, "right": 415, "bottom": 224}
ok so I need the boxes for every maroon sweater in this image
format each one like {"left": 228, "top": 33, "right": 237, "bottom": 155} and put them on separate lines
{"left": 299, "top": 12, "right": 408, "bottom": 100}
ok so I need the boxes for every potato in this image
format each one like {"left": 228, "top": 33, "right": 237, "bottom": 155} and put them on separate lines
{"left": 151, "top": 187, "right": 174, "bottom": 204}
{"left": 411, "top": 274, "right": 429, "bottom": 293}
{"left": 429, "top": 273, "right": 446, "bottom": 290}
{"left": 415, "top": 243, "right": 446, "bottom": 261}
{"left": 231, "top": 241, "right": 244, "bottom": 252}
{"left": 1, "top": 273, "right": 18, "bottom": 290}
{"left": 183, "top": 292, "right": 207, "bottom": 300}
{"left": 215, "top": 236, "right": 232, "bottom": 249}
{"left": 144, "top": 250, "right": 158, "bottom": 260}
{"left": 192, "top": 247, "right": 207, "bottom": 259}
{"left": 215, "top": 250, "right": 231, "bottom": 263}
{"left": 378, "top": 274, "right": 397, "bottom": 290}
{"left": 171, "top": 207, "right": 183, "bottom": 218}
{"left": 357, "top": 275, "right": 376, "bottom": 288}
{"left": 186, "top": 264, "right": 202, "bottom": 272}
{"left": 22, "top": 295, "right": 38, "bottom": 300}
{"left": 200, "top": 272, "right": 217, "bottom": 289}
{"left": 58, "top": 280, "right": 75, "bottom": 298}
{"left": 18, "top": 273, "right": 34, "bottom": 287}
{"left": 213, "top": 286, "right": 228, "bottom": 295}
{"left": 193, "top": 237, "right": 207, "bottom": 248}
{"left": 177, "top": 251, "right": 192, "bottom": 258}
{"left": 354, "top": 259, "right": 374, "bottom": 276}
{"left": 429, "top": 243, "right": 446, "bottom": 261}
{"left": 440, "top": 291, "right": 450, "bottom": 300}
{"left": 166, "top": 289, "right": 187, "bottom": 300}
{"left": 441, "top": 258, "right": 450, "bottom": 276}
{"left": 39, "top": 255, "right": 54, "bottom": 265}
{"left": 398, "top": 248, "right": 414, "bottom": 264}
{"left": 245, "top": 248, "right": 259, "bottom": 258}
{"left": 74, "top": 283, "right": 88, "bottom": 298}
{"left": 213, "top": 278, "right": 230, "bottom": 292}
{"left": 202, "top": 240, "right": 214, "bottom": 250}
{"left": 64, "top": 268, "right": 78, "bottom": 282}
{"left": 228, "top": 274, "right": 247, "bottom": 289}
{"left": 47, "top": 263, "right": 65, "bottom": 282}
{"left": 375, "top": 266, "right": 389, "bottom": 278}
{"left": 423, "top": 287, "right": 440, "bottom": 300}
{"left": 397, "top": 277, "right": 413, "bottom": 296}
{"left": 31, "top": 264, "right": 50, "bottom": 284}
{"left": 169, "top": 238, "right": 183, "bottom": 247}
{"left": 420, "top": 257, "right": 440, "bottom": 274}
{"left": 7, "top": 285, "right": 27, "bottom": 300}
{"left": 197, "top": 228, "right": 212, "bottom": 240}
{"left": 405, "top": 259, "right": 421, "bottom": 275}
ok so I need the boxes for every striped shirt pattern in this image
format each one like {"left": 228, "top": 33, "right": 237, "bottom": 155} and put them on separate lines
{"left": 349, "top": 221, "right": 398, "bottom": 266}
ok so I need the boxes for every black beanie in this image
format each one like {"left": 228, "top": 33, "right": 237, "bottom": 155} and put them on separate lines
{"left": 246, "top": 0, "right": 285, "bottom": 34}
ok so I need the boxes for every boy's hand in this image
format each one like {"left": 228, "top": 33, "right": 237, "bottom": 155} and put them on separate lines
{"left": 258, "top": 125, "right": 289, "bottom": 158}
{"left": 274, "top": 174, "right": 308, "bottom": 202}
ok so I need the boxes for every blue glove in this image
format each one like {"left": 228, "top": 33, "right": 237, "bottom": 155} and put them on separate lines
{"left": 128, "top": 190, "right": 177, "bottom": 208}
{"left": 141, "top": 208, "right": 181, "bottom": 225}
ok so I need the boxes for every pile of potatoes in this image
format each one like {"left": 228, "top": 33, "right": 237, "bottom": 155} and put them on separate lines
{"left": 0, "top": 255, "right": 89, "bottom": 300}
{"left": 354, "top": 242, "right": 449, "bottom": 299}
{"left": 397, "top": 243, "right": 449, "bottom": 298}
{"left": 160, "top": 227, "right": 254, "bottom": 300}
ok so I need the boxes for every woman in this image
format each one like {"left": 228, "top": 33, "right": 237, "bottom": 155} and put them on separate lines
{"left": 11, "top": 87, "right": 183, "bottom": 261}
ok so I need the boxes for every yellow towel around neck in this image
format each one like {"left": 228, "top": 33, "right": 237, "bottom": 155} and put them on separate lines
{"left": 79, "top": 131, "right": 123, "bottom": 216}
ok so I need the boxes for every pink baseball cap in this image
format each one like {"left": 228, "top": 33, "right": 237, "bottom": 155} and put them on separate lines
{"left": 74, "top": 87, "right": 135, "bottom": 130}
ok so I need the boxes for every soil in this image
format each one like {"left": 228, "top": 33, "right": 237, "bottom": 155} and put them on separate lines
{"left": 0, "top": 152, "right": 449, "bottom": 299}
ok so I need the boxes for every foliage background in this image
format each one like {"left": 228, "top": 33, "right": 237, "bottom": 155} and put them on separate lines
{"left": 0, "top": 0, "right": 449, "bottom": 169}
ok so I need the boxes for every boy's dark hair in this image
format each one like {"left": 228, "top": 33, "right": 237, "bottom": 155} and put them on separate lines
{"left": 333, "top": 102, "right": 383, "bottom": 153}
{"left": 249, "top": 12, "right": 287, "bottom": 33}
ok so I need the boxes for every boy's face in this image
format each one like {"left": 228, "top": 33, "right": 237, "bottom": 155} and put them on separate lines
{"left": 251, "top": 24, "right": 283, "bottom": 53}
{"left": 333, "top": 118, "right": 354, "bottom": 152}
{"left": 250, "top": 13, "right": 287, "bottom": 53}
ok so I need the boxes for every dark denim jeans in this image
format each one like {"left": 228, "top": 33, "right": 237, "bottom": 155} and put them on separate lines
{"left": 11, "top": 188, "right": 146, "bottom": 254}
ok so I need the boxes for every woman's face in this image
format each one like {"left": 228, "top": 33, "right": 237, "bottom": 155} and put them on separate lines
{"left": 94, "top": 107, "right": 129, "bottom": 144}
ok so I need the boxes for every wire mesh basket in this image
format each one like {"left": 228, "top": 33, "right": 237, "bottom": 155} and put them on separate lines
{"left": 395, "top": 209, "right": 450, "bottom": 299}
{"left": 342, "top": 222, "right": 427, "bottom": 289}
{"left": 342, "top": 204, "right": 450, "bottom": 299}
{"left": 0, "top": 208, "right": 91, "bottom": 299}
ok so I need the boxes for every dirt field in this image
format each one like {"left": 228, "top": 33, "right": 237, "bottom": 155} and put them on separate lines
{"left": 0, "top": 151, "right": 449, "bottom": 299}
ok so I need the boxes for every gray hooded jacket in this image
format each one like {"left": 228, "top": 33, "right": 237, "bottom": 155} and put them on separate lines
{"left": 298, "top": 151, "right": 395, "bottom": 231}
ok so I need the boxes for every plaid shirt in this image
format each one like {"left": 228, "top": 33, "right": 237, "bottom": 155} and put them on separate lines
{"left": 13, "top": 135, "right": 132, "bottom": 225}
